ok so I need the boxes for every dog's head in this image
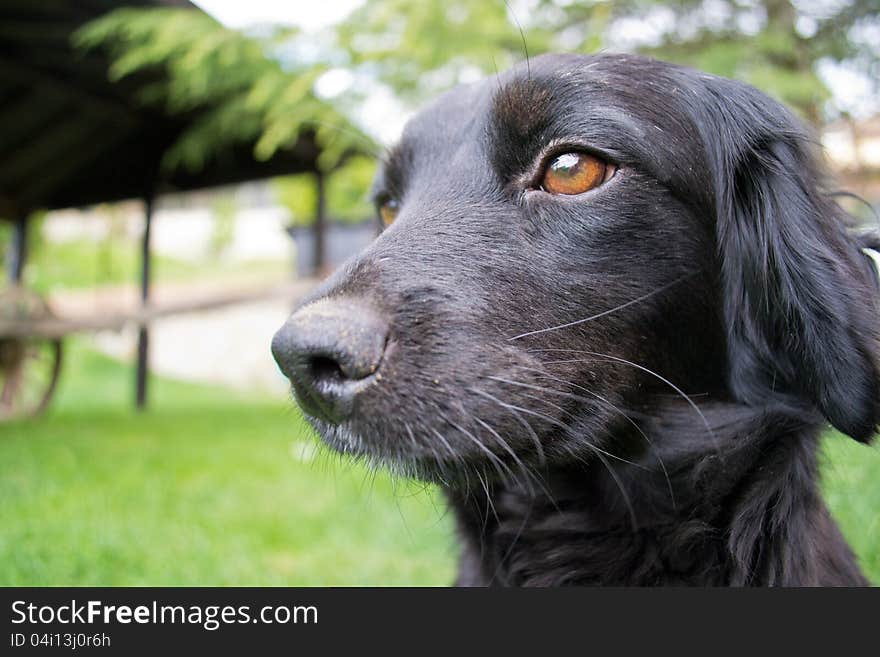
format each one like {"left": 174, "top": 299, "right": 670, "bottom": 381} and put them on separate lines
{"left": 272, "top": 54, "right": 880, "bottom": 482}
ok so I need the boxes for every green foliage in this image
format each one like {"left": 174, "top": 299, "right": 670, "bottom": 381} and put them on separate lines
{"left": 326, "top": 156, "right": 378, "bottom": 221}
{"left": 273, "top": 156, "right": 377, "bottom": 227}
{"left": 272, "top": 174, "right": 316, "bottom": 226}
{"left": 337, "top": 0, "right": 555, "bottom": 102}
{"left": 0, "top": 341, "right": 455, "bottom": 585}
{"left": 74, "top": 8, "right": 376, "bottom": 174}
{"left": 14, "top": 237, "right": 132, "bottom": 293}
{"left": 338, "top": 0, "right": 880, "bottom": 123}
{"left": 209, "top": 193, "right": 237, "bottom": 258}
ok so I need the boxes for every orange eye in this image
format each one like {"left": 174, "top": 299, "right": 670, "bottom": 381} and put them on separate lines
{"left": 379, "top": 198, "right": 399, "bottom": 226}
{"left": 540, "top": 151, "right": 614, "bottom": 195}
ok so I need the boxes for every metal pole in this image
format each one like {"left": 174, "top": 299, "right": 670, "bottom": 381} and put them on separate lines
{"left": 135, "top": 195, "right": 153, "bottom": 410}
{"left": 313, "top": 170, "right": 326, "bottom": 275}
{"left": 6, "top": 215, "right": 27, "bottom": 284}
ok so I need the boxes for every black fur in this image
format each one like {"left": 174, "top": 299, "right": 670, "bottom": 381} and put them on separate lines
{"left": 275, "top": 53, "right": 880, "bottom": 585}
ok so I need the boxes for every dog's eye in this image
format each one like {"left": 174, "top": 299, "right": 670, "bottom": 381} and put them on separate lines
{"left": 540, "top": 152, "right": 615, "bottom": 195}
{"left": 379, "top": 198, "right": 400, "bottom": 226}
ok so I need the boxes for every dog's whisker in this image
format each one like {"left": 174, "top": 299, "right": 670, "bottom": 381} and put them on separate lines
{"left": 502, "top": 367, "right": 652, "bottom": 420}
{"left": 475, "top": 468, "right": 500, "bottom": 526}
{"left": 456, "top": 389, "right": 563, "bottom": 511}
{"left": 518, "top": 389, "right": 653, "bottom": 475}
{"left": 508, "top": 274, "right": 695, "bottom": 341}
{"left": 503, "top": 0, "right": 530, "bottom": 80}
{"left": 441, "top": 414, "right": 519, "bottom": 487}
{"left": 468, "top": 387, "right": 548, "bottom": 466}
{"left": 403, "top": 421, "right": 420, "bottom": 454}
{"left": 467, "top": 414, "right": 537, "bottom": 495}
{"left": 503, "top": 367, "right": 677, "bottom": 510}
{"left": 472, "top": 385, "right": 646, "bottom": 470}
{"left": 527, "top": 348, "right": 719, "bottom": 454}
{"left": 589, "top": 447, "right": 640, "bottom": 532}
{"left": 420, "top": 424, "right": 465, "bottom": 487}
{"left": 428, "top": 426, "right": 457, "bottom": 461}
{"left": 469, "top": 413, "right": 561, "bottom": 509}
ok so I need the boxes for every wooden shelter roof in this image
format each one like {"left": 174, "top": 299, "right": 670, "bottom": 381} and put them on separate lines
{"left": 0, "top": 0, "right": 327, "bottom": 217}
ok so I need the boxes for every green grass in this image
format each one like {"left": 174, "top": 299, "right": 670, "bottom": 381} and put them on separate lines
{"left": 0, "top": 341, "right": 456, "bottom": 586}
{"left": 821, "top": 438, "right": 880, "bottom": 581}
{"left": 0, "top": 341, "right": 877, "bottom": 585}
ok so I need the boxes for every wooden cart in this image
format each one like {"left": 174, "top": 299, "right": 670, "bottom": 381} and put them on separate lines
{"left": 0, "top": 287, "right": 63, "bottom": 420}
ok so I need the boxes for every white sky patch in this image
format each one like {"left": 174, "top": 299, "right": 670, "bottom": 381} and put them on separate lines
{"left": 193, "top": 0, "right": 363, "bottom": 31}
{"left": 355, "top": 83, "right": 412, "bottom": 146}
{"left": 314, "top": 68, "right": 354, "bottom": 99}
{"left": 610, "top": 8, "right": 677, "bottom": 49}
{"left": 819, "top": 59, "right": 880, "bottom": 118}
{"left": 194, "top": 0, "right": 412, "bottom": 142}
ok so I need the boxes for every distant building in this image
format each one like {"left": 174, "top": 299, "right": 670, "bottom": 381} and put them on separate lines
{"left": 823, "top": 116, "right": 880, "bottom": 201}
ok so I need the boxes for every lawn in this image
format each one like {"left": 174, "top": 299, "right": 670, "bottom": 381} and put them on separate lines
{"left": 0, "top": 342, "right": 877, "bottom": 585}
{"left": 0, "top": 341, "right": 456, "bottom": 586}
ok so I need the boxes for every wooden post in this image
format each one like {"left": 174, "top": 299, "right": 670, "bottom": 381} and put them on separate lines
{"left": 135, "top": 195, "right": 154, "bottom": 410}
{"left": 6, "top": 214, "right": 27, "bottom": 284}
{"left": 313, "top": 170, "right": 326, "bottom": 275}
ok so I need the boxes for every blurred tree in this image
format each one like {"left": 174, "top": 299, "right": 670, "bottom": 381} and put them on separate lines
{"left": 76, "top": 7, "right": 378, "bottom": 273}
{"left": 272, "top": 175, "right": 316, "bottom": 228}
{"left": 209, "top": 193, "right": 238, "bottom": 259}
{"left": 336, "top": 0, "right": 556, "bottom": 102}
{"left": 338, "top": 0, "right": 880, "bottom": 125}
{"left": 75, "top": 8, "right": 375, "bottom": 172}
{"left": 273, "top": 156, "right": 377, "bottom": 227}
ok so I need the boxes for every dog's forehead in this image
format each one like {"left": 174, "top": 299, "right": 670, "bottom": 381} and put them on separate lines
{"left": 398, "top": 81, "right": 494, "bottom": 152}
{"left": 399, "top": 56, "right": 591, "bottom": 146}
{"left": 395, "top": 54, "right": 676, "bottom": 159}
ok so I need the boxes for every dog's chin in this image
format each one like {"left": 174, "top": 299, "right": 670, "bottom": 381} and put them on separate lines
{"left": 302, "top": 414, "right": 490, "bottom": 485}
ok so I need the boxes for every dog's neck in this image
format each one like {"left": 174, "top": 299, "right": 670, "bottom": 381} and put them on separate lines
{"left": 445, "top": 399, "right": 866, "bottom": 586}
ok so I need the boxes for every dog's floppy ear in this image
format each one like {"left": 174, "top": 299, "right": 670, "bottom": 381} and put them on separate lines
{"left": 698, "top": 79, "right": 880, "bottom": 442}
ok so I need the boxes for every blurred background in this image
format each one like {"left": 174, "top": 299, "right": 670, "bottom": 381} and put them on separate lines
{"left": 0, "top": 0, "right": 878, "bottom": 585}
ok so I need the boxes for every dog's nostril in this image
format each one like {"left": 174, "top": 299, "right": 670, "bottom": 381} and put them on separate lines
{"left": 309, "top": 355, "right": 346, "bottom": 383}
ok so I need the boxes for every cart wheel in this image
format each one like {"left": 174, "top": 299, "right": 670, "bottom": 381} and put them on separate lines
{"left": 0, "top": 288, "right": 64, "bottom": 420}
{"left": 0, "top": 337, "right": 63, "bottom": 419}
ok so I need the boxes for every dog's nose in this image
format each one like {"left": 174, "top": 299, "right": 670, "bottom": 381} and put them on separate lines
{"left": 271, "top": 299, "right": 389, "bottom": 424}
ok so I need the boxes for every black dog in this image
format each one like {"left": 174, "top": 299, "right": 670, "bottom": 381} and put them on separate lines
{"left": 272, "top": 53, "right": 880, "bottom": 586}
